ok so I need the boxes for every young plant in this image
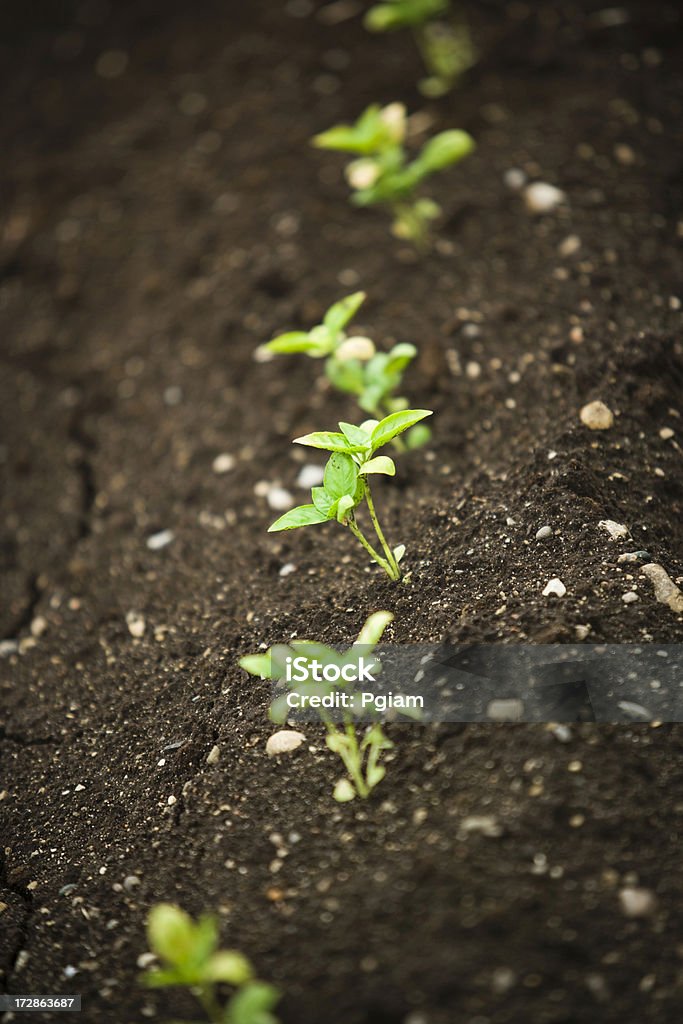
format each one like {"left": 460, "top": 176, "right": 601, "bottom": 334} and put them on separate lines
{"left": 240, "top": 611, "right": 409, "bottom": 801}
{"left": 142, "top": 903, "right": 280, "bottom": 1024}
{"left": 264, "top": 291, "right": 430, "bottom": 449}
{"left": 267, "top": 409, "right": 433, "bottom": 581}
{"left": 364, "top": 0, "right": 477, "bottom": 97}
{"left": 312, "top": 102, "right": 474, "bottom": 246}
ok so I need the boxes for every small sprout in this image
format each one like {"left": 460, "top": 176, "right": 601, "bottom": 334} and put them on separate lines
{"left": 142, "top": 903, "right": 281, "bottom": 1024}
{"left": 240, "top": 611, "right": 410, "bottom": 800}
{"left": 265, "top": 292, "right": 431, "bottom": 448}
{"left": 313, "top": 103, "right": 474, "bottom": 246}
{"left": 267, "top": 410, "right": 433, "bottom": 581}
{"left": 364, "top": 0, "right": 477, "bottom": 97}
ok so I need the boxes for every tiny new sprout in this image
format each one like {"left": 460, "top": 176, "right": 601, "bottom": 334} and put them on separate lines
{"left": 240, "top": 611, "right": 407, "bottom": 801}
{"left": 364, "top": 0, "right": 477, "bottom": 97}
{"left": 312, "top": 102, "right": 474, "bottom": 246}
{"left": 142, "top": 903, "right": 280, "bottom": 1024}
{"left": 265, "top": 291, "right": 430, "bottom": 449}
{"left": 268, "top": 409, "right": 433, "bottom": 581}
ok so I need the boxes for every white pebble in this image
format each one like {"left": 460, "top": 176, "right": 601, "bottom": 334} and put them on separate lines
{"left": 536, "top": 526, "right": 552, "bottom": 540}
{"left": 212, "top": 453, "right": 236, "bottom": 474}
{"left": 126, "top": 611, "right": 146, "bottom": 638}
{"left": 524, "top": 181, "right": 566, "bottom": 214}
{"left": 599, "top": 519, "right": 629, "bottom": 540}
{"left": 621, "top": 591, "right": 638, "bottom": 604}
{"left": 266, "top": 487, "right": 294, "bottom": 512}
{"left": 146, "top": 529, "right": 174, "bottom": 550}
{"left": 640, "top": 563, "right": 683, "bottom": 613}
{"left": 503, "top": 168, "right": 527, "bottom": 191}
{"left": 619, "top": 887, "right": 656, "bottom": 918}
{"left": 137, "top": 953, "right": 157, "bottom": 969}
{"left": 266, "top": 730, "right": 306, "bottom": 756}
{"left": 458, "top": 815, "right": 503, "bottom": 838}
{"left": 575, "top": 624, "right": 591, "bottom": 640}
{"left": 279, "top": 563, "right": 297, "bottom": 577}
{"left": 542, "top": 578, "right": 567, "bottom": 598}
{"left": 659, "top": 427, "right": 674, "bottom": 440}
{"left": 30, "top": 615, "right": 48, "bottom": 638}
{"left": 296, "top": 464, "right": 325, "bottom": 488}
{"left": 580, "top": 400, "right": 614, "bottom": 430}
{"left": 559, "top": 234, "right": 581, "bottom": 257}
{"left": 205, "top": 745, "right": 220, "bottom": 765}
{"left": 487, "top": 698, "right": 524, "bottom": 721}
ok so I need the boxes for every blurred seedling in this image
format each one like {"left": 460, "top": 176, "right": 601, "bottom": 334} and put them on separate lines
{"left": 312, "top": 102, "right": 474, "bottom": 246}
{"left": 264, "top": 291, "right": 431, "bottom": 449}
{"left": 364, "top": 0, "right": 477, "bottom": 97}
{"left": 142, "top": 903, "right": 280, "bottom": 1024}
{"left": 241, "top": 611, "right": 417, "bottom": 800}
{"left": 267, "top": 409, "right": 433, "bottom": 581}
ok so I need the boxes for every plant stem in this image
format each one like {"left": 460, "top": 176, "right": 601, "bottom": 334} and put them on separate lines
{"left": 347, "top": 518, "right": 397, "bottom": 580}
{"left": 197, "top": 984, "right": 223, "bottom": 1024}
{"left": 342, "top": 721, "right": 369, "bottom": 798}
{"left": 364, "top": 483, "right": 401, "bottom": 579}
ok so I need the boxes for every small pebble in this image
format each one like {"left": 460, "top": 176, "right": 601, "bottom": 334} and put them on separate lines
{"left": 575, "top": 624, "right": 591, "bottom": 640}
{"left": 458, "top": 815, "right": 503, "bottom": 838}
{"left": 30, "top": 615, "right": 48, "bottom": 638}
{"left": 137, "top": 953, "right": 157, "bottom": 969}
{"left": 524, "top": 181, "right": 566, "bottom": 214}
{"left": 619, "top": 887, "right": 656, "bottom": 918}
{"left": 126, "top": 611, "right": 146, "bottom": 638}
{"left": 279, "top": 563, "right": 297, "bottom": 578}
{"left": 618, "top": 701, "right": 652, "bottom": 721}
{"left": 146, "top": 529, "right": 174, "bottom": 551}
{"left": 266, "top": 486, "right": 294, "bottom": 512}
{"left": 580, "top": 400, "right": 614, "bottom": 430}
{"left": 123, "top": 875, "right": 141, "bottom": 892}
{"left": 618, "top": 551, "right": 650, "bottom": 564}
{"left": 206, "top": 745, "right": 220, "bottom": 765}
{"left": 641, "top": 563, "right": 683, "bottom": 613}
{"left": 599, "top": 519, "right": 629, "bottom": 540}
{"left": 536, "top": 526, "right": 552, "bottom": 540}
{"left": 559, "top": 234, "right": 581, "bottom": 256}
{"left": 296, "top": 464, "right": 325, "bottom": 488}
{"left": 551, "top": 724, "right": 573, "bottom": 743}
{"left": 212, "top": 453, "right": 236, "bottom": 474}
{"left": 659, "top": 427, "right": 674, "bottom": 440}
{"left": 487, "top": 698, "right": 524, "bottom": 721}
{"left": 503, "top": 168, "right": 527, "bottom": 190}
{"left": 621, "top": 591, "right": 638, "bottom": 604}
{"left": 542, "top": 578, "right": 567, "bottom": 598}
{"left": 266, "top": 730, "right": 306, "bottom": 756}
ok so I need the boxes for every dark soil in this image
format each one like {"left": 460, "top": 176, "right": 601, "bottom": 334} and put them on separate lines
{"left": 1, "top": 1, "right": 683, "bottom": 1021}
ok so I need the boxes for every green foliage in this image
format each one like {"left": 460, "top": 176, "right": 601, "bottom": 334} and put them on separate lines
{"left": 265, "top": 293, "right": 431, "bottom": 448}
{"left": 268, "top": 410, "right": 432, "bottom": 580}
{"left": 364, "top": 1, "right": 477, "bottom": 97}
{"left": 142, "top": 904, "right": 280, "bottom": 1024}
{"left": 240, "top": 612, "right": 409, "bottom": 800}
{"left": 312, "top": 103, "right": 474, "bottom": 245}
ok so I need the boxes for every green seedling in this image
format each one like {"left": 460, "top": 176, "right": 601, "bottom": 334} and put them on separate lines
{"left": 312, "top": 102, "right": 474, "bottom": 246}
{"left": 142, "top": 903, "right": 280, "bottom": 1024}
{"left": 267, "top": 409, "right": 433, "bottom": 581}
{"left": 241, "top": 611, "right": 416, "bottom": 800}
{"left": 265, "top": 291, "right": 431, "bottom": 449}
{"left": 364, "top": 0, "right": 477, "bottom": 97}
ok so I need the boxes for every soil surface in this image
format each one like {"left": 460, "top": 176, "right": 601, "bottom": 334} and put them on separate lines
{"left": 1, "top": 1, "right": 683, "bottom": 1022}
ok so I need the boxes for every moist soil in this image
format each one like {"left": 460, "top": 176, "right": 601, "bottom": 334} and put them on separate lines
{"left": 1, "top": 1, "right": 683, "bottom": 1022}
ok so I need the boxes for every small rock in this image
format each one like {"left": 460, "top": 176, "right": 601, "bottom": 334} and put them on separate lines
{"left": 126, "top": 611, "right": 146, "bottom": 638}
{"left": 30, "top": 616, "right": 48, "bottom": 638}
{"left": 535, "top": 525, "right": 552, "bottom": 540}
{"left": 279, "top": 563, "right": 297, "bottom": 578}
{"left": 146, "top": 529, "right": 174, "bottom": 551}
{"left": 524, "top": 181, "right": 566, "bottom": 214}
{"left": 503, "top": 168, "right": 527, "bottom": 191}
{"left": 212, "top": 453, "right": 236, "bottom": 474}
{"left": 599, "top": 519, "right": 629, "bottom": 540}
{"left": 580, "top": 400, "right": 614, "bottom": 430}
{"left": 0, "top": 640, "right": 18, "bottom": 656}
{"left": 266, "top": 730, "right": 306, "bottom": 756}
{"left": 491, "top": 966, "right": 517, "bottom": 994}
{"left": 559, "top": 234, "right": 581, "bottom": 257}
{"left": 137, "top": 953, "right": 157, "bottom": 969}
{"left": 575, "top": 624, "right": 591, "bottom": 640}
{"left": 167, "top": 795, "right": 176, "bottom": 806}
{"left": 205, "top": 745, "right": 220, "bottom": 765}
{"left": 458, "top": 815, "right": 503, "bottom": 838}
{"left": 618, "top": 701, "right": 652, "bottom": 721}
{"left": 659, "top": 427, "right": 674, "bottom": 440}
{"left": 123, "top": 875, "right": 141, "bottom": 892}
{"left": 487, "top": 698, "right": 524, "bottom": 721}
{"left": 266, "top": 486, "right": 294, "bottom": 512}
{"left": 621, "top": 591, "right": 638, "bottom": 604}
{"left": 641, "top": 563, "right": 683, "bottom": 613}
{"left": 296, "top": 464, "right": 325, "bottom": 488}
{"left": 551, "top": 724, "right": 573, "bottom": 743}
{"left": 618, "top": 551, "right": 650, "bottom": 564}
{"left": 619, "top": 886, "right": 656, "bottom": 918}
{"left": 543, "top": 577, "right": 567, "bottom": 598}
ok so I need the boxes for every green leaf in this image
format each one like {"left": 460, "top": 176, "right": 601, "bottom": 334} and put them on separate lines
{"left": 333, "top": 778, "right": 356, "bottom": 802}
{"left": 323, "top": 291, "right": 365, "bottom": 335}
{"left": 364, "top": 0, "right": 449, "bottom": 32}
{"left": 205, "top": 950, "right": 253, "bottom": 985}
{"left": 326, "top": 357, "right": 366, "bottom": 396}
{"left": 269, "top": 694, "right": 290, "bottom": 725}
{"left": 293, "top": 431, "right": 366, "bottom": 453}
{"left": 405, "top": 423, "right": 431, "bottom": 449}
{"left": 268, "top": 504, "right": 329, "bottom": 532}
{"left": 370, "top": 409, "right": 433, "bottom": 451}
{"left": 311, "top": 486, "right": 338, "bottom": 518}
{"left": 393, "top": 544, "right": 406, "bottom": 564}
{"left": 228, "top": 981, "right": 281, "bottom": 1024}
{"left": 355, "top": 610, "right": 393, "bottom": 647}
{"left": 336, "top": 494, "right": 356, "bottom": 524}
{"left": 147, "top": 905, "right": 203, "bottom": 967}
{"left": 414, "top": 130, "right": 475, "bottom": 175}
{"left": 239, "top": 653, "right": 274, "bottom": 679}
{"left": 360, "top": 418, "right": 380, "bottom": 434}
{"left": 366, "top": 763, "right": 386, "bottom": 788}
{"left": 324, "top": 452, "right": 358, "bottom": 499}
{"left": 265, "top": 332, "right": 318, "bottom": 355}
{"left": 359, "top": 455, "right": 396, "bottom": 476}
{"left": 339, "top": 421, "right": 372, "bottom": 447}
